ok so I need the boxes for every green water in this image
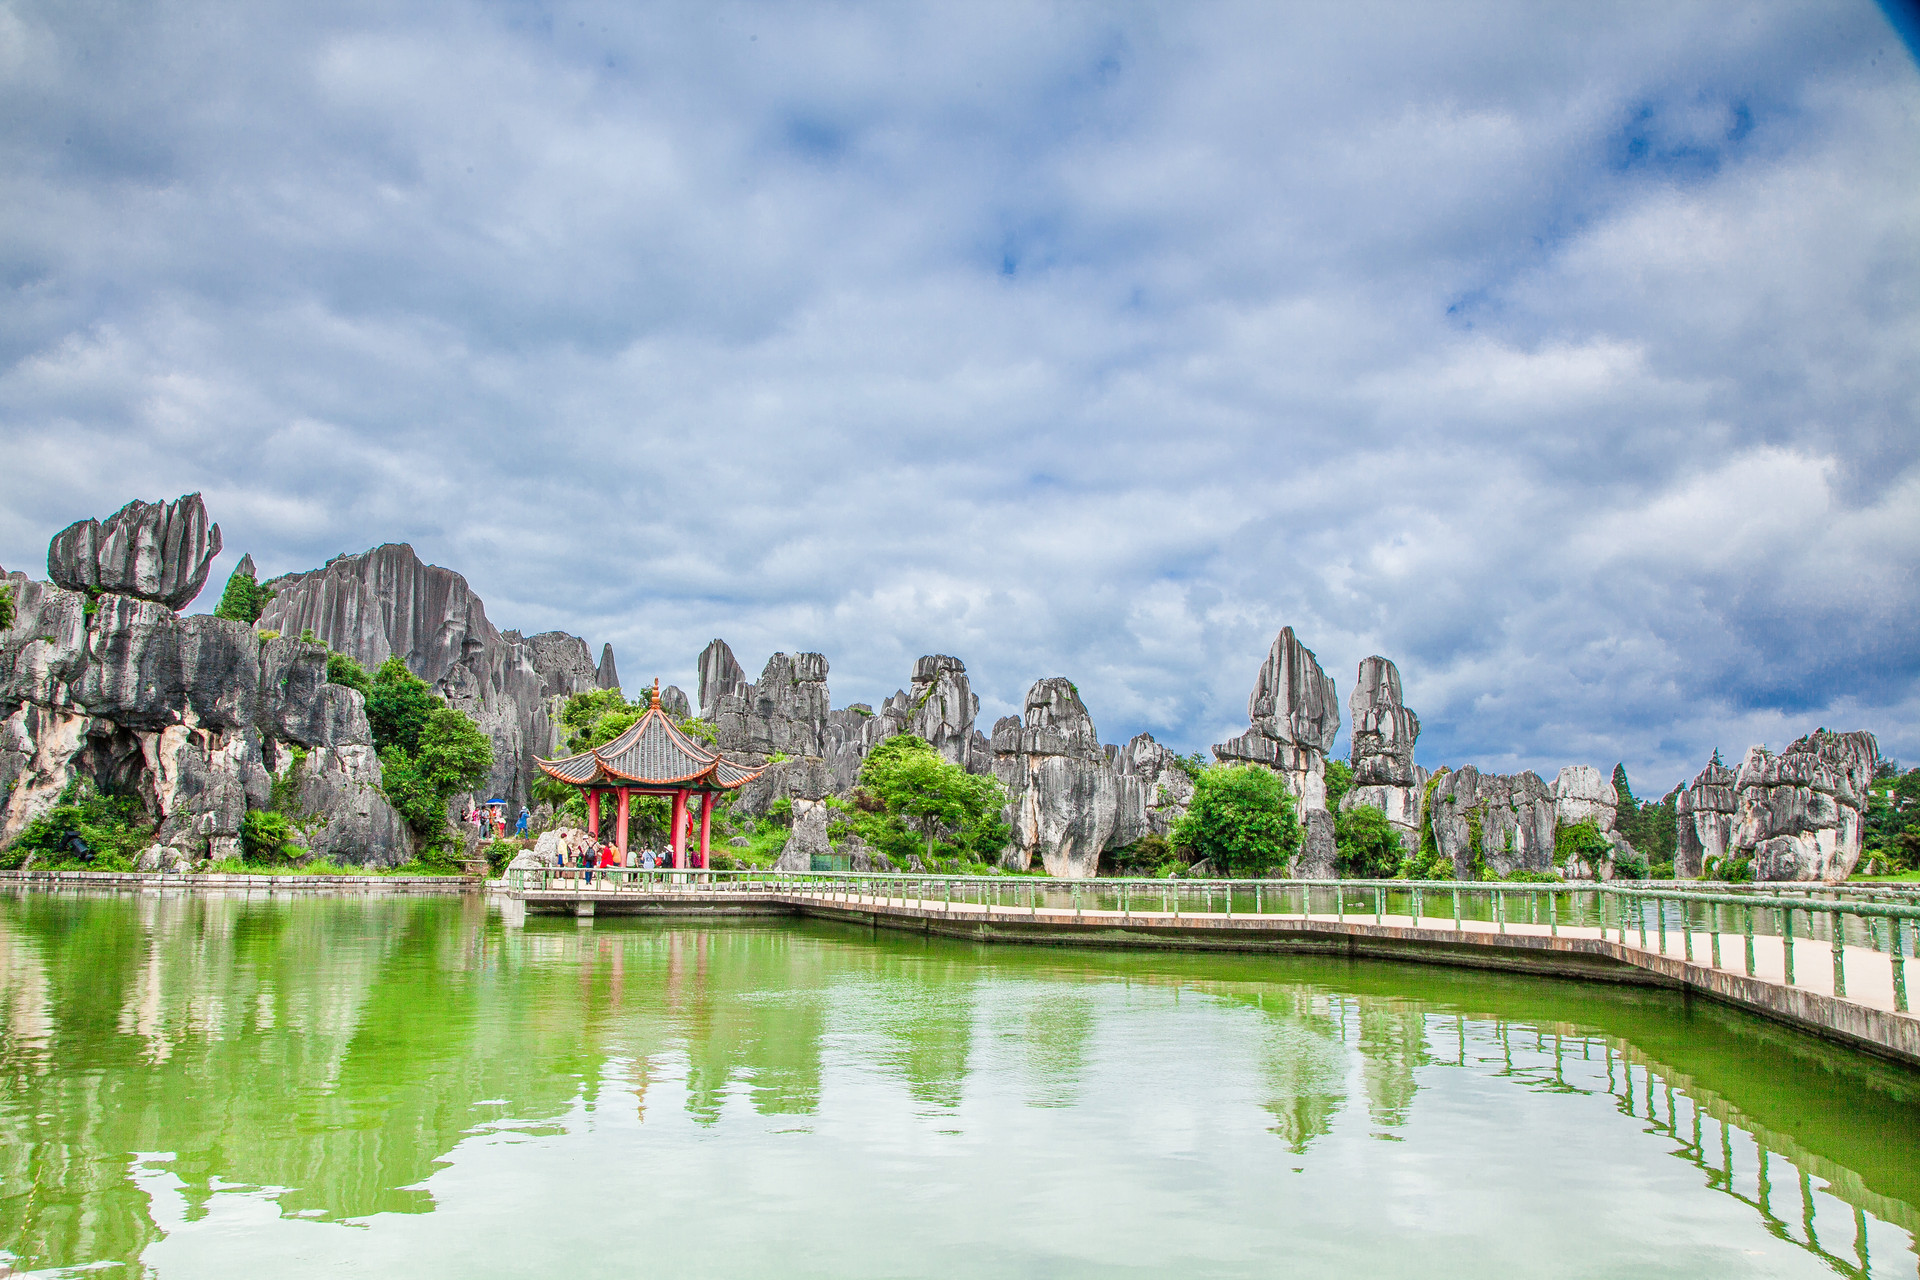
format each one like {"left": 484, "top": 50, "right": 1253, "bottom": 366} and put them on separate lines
{"left": 1, "top": 894, "right": 1917, "bottom": 1278}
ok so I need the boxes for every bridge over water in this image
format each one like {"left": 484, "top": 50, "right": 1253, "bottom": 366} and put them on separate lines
{"left": 501, "top": 870, "right": 1920, "bottom": 1069}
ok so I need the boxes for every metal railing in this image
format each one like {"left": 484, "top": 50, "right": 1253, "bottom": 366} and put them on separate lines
{"left": 502, "top": 868, "right": 1920, "bottom": 1014}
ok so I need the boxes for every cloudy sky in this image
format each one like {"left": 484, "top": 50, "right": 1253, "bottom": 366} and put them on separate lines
{"left": 2, "top": 1, "right": 1917, "bottom": 793}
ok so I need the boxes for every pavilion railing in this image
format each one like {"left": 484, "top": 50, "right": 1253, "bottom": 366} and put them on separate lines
{"left": 503, "top": 868, "right": 1920, "bottom": 1014}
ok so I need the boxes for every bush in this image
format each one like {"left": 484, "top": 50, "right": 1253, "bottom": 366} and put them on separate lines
{"left": 1702, "top": 854, "right": 1755, "bottom": 883}
{"left": 1334, "top": 804, "right": 1403, "bottom": 879}
{"left": 481, "top": 838, "right": 523, "bottom": 875}
{"left": 0, "top": 583, "right": 13, "bottom": 632}
{"left": 1106, "top": 832, "right": 1182, "bottom": 877}
{"left": 241, "top": 810, "right": 299, "bottom": 863}
{"left": 368, "top": 657, "right": 439, "bottom": 755}
{"left": 1, "top": 779, "right": 154, "bottom": 870}
{"left": 1323, "top": 759, "right": 1353, "bottom": 812}
{"left": 1501, "top": 869, "right": 1562, "bottom": 883}
{"left": 1172, "top": 764, "right": 1301, "bottom": 876}
{"left": 213, "top": 562, "right": 276, "bottom": 624}
{"left": 1553, "top": 820, "right": 1611, "bottom": 873}
{"left": 326, "top": 651, "right": 371, "bottom": 695}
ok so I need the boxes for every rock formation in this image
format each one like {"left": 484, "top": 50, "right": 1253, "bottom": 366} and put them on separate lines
{"left": 1341, "top": 656, "right": 1423, "bottom": 845}
{"left": 3, "top": 532, "right": 407, "bottom": 865}
{"left": 1215, "top": 627, "right": 1341, "bottom": 876}
{"left": 1426, "top": 766, "right": 1557, "bottom": 879}
{"left": 47, "top": 494, "right": 223, "bottom": 611}
{"left": 1113, "top": 733, "right": 1195, "bottom": 844}
{"left": 256, "top": 544, "right": 618, "bottom": 810}
{"left": 1673, "top": 757, "right": 1736, "bottom": 878}
{"left": 1548, "top": 764, "right": 1640, "bottom": 879}
{"left": 992, "top": 678, "right": 1119, "bottom": 878}
{"left": 1731, "top": 729, "right": 1879, "bottom": 881}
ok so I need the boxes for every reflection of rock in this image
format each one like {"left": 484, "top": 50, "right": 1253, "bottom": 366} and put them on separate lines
{"left": 1341, "top": 656, "right": 1422, "bottom": 844}
{"left": 47, "top": 493, "right": 223, "bottom": 610}
{"left": 1674, "top": 758, "right": 1736, "bottom": 878}
{"left": 257, "top": 543, "right": 617, "bottom": 809}
{"left": 1732, "top": 730, "right": 1879, "bottom": 882}
{"left": 993, "top": 679, "right": 1118, "bottom": 878}
{"left": 1427, "top": 766, "right": 1556, "bottom": 878}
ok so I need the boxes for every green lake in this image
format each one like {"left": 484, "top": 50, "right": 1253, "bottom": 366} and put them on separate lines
{"left": 1, "top": 892, "right": 1917, "bottom": 1278}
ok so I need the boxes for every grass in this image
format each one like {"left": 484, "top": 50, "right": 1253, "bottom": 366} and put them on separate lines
{"left": 198, "top": 856, "right": 464, "bottom": 876}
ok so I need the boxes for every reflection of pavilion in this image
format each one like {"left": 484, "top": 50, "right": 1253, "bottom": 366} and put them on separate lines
{"left": 535, "top": 682, "right": 765, "bottom": 868}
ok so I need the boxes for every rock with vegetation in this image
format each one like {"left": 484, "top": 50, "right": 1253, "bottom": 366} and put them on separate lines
{"left": 1112, "top": 732, "right": 1196, "bottom": 844}
{"left": 47, "top": 494, "right": 223, "bottom": 610}
{"left": 1551, "top": 765, "right": 1618, "bottom": 833}
{"left": 1, "top": 514, "right": 413, "bottom": 866}
{"left": 1426, "top": 766, "right": 1556, "bottom": 878}
{"left": 1214, "top": 627, "right": 1341, "bottom": 808}
{"left": 1674, "top": 756, "right": 1736, "bottom": 878}
{"left": 1731, "top": 729, "right": 1879, "bottom": 881}
{"left": 992, "top": 678, "right": 1119, "bottom": 877}
{"left": 1341, "top": 656, "right": 1423, "bottom": 845}
{"left": 257, "top": 543, "right": 616, "bottom": 811}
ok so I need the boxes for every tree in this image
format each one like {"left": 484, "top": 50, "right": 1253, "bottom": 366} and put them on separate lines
{"left": 213, "top": 561, "right": 275, "bottom": 624}
{"left": 1323, "top": 759, "right": 1353, "bottom": 811}
{"left": 1334, "top": 803, "right": 1402, "bottom": 879}
{"left": 367, "top": 657, "right": 439, "bottom": 755}
{"left": 1172, "top": 764, "right": 1300, "bottom": 876}
{"left": 852, "top": 735, "right": 1009, "bottom": 866}
{"left": 325, "top": 651, "right": 371, "bottom": 695}
{"left": 0, "top": 583, "right": 13, "bottom": 632}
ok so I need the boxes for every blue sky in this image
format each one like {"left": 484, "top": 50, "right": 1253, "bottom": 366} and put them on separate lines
{"left": 2, "top": 1, "right": 1916, "bottom": 793}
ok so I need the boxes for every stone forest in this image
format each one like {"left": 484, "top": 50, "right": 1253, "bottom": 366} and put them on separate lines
{"left": 0, "top": 494, "right": 1896, "bottom": 883}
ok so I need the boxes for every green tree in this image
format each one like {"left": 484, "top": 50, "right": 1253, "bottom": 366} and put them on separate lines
{"left": 325, "top": 651, "right": 371, "bottom": 695}
{"left": 0, "top": 583, "right": 14, "bottom": 631}
{"left": 851, "top": 735, "right": 1009, "bottom": 866}
{"left": 1553, "top": 820, "right": 1610, "bottom": 873}
{"left": 212, "top": 561, "right": 275, "bottom": 624}
{"left": 1334, "top": 803, "right": 1402, "bottom": 879}
{"left": 1172, "top": 764, "right": 1300, "bottom": 876}
{"left": 367, "top": 657, "right": 439, "bottom": 755}
{"left": 1323, "top": 759, "right": 1354, "bottom": 811}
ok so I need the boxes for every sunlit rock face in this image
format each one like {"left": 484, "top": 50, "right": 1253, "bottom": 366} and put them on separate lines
{"left": 1214, "top": 627, "right": 1340, "bottom": 876}
{"left": 1, "top": 536, "right": 406, "bottom": 864}
{"left": 992, "top": 678, "right": 1119, "bottom": 879}
{"left": 1732, "top": 730, "right": 1879, "bottom": 882}
{"left": 258, "top": 543, "right": 616, "bottom": 810}
{"left": 1112, "top": 733, "right": 1194, "bottom": 846}
{"left": 1342, "top": 656, "right": 1422, "bottom": 846}
{"left": 1427, "top": 766, "right": 1557, "bottom": 879}
{"left": 1673, "top": 758, "right": 1737, "bottom": 878}
{"left": 47, "top": 494, "right": 222, "bottom": 611}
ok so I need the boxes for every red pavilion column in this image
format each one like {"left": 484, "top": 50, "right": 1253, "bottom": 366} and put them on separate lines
{"left": 616, "top": 788, "right": 631, "bottom": 863}
{"left": 670, "top": 789, "right": 688, "bottom": 869}
{"left": 587, "top": 789, "right": 601, "bottom": 839}
{"left": 698, "top": 792, "right": 714, "bottom": 869}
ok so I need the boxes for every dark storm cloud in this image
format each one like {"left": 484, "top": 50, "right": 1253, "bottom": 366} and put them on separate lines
{"left": 1, "top": 0, "right": 1915, "bottom": 792}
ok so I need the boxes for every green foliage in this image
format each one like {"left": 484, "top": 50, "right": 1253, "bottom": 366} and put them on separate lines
{"left": 1171, "top": 752, "right": 1211, "bottom": 782}
{"left": 1105, "top": 832, "right": 1184, "bottom": 877}
{"left": 325, "top": 651, "right": 371, "bottom": 695}
{"left": 1864, "top": 766, "right": 1920, "bottom": 873}
{"left": 1553, "top": 820, "right": 1611, "bottom": 871}
{"left": 555, "top": 688, "right": 641, "bottom": 753}
{"left": 847, "top": 735, "right": 1009, "bottom": 867}
{"left": 367, "top": 657, "right": 439, "bottom": 755}
{"left": 0, "top": 779, "right": 154, "bottom": 871}
{"left": 481, "top": 838, "right": 523, "bottom": 875}
{"left": 1465, "top": 806, "right": 1488, "bottom": 880}
{"left": 0, "top": 583, "right": 13, "bottom": 632}
{"left": 1323, "top": 759, "right": 1354, "bottom": 812}
{"left": 1334, "top": 803, "right": 1402, "bottom": 879}
{"left": 1500, "top": 869, "right": 1562, "bottom": 883}
{"left": 1702, "top": 853, "right": 1755, "bottom": 883}
{"left": 1172, "top": 764, "right": 1301, "bottom": 876}
{"left": 241, "top": 810, "right": 299, "bottom": 863}
{"left": 213, "top": 563, "right": 275, "bottom": 624}
{"left": 1610, "top": 763, "right": 1678, "bottom": 864}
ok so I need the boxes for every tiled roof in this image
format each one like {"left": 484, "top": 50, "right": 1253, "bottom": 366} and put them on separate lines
{"left": 535, "top": 685, "right": 765, "bottom": 791}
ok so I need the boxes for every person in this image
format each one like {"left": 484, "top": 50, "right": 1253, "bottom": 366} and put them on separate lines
{"left": 641, "top": 848, "right": 656, "bottom": 871}
{"left": 516, "top": 807, "right": 530, "bottom": 836}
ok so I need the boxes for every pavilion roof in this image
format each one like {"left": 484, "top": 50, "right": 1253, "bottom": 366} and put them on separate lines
{"left": 535, "top": 683, "right": 766, "bottom": 791}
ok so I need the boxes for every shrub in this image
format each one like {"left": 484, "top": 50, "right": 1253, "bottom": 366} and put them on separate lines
{"left": 1172, "top": 764, "right": 1301, "bottom": 876}
{"left": 326, "top": 651, "right": 371, "bottom": 695}
{"left": 0, "top": 583, "right": 13, "bottom": 632}
{"left": 1334, "top": 804, "right": 1403, "bottom": 879}
{"left": 1701, "top": 854, "right": 1755, "bottom": 883}
{"left": 1, "top": 779, "right": 154, "bottom": 871}
{"left": 1323, "top": 759, "right": 1354, "bottom": 812}
{"left": 1501, "top": 869, "right": 1562, "bottom": 883}
{"left": 241, "top": 810, "right": 299, "bottom": 863}
{"left": 367, "top": 657, "right": 439, "bottom": 755}
{"left": 1553, "top": 820, "right": 1610, "bottom": 872}
{"left": 213, "top": 563, "right": 276, "bottom": 624}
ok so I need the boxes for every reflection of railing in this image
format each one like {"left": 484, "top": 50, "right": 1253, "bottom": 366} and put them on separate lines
{"left": 1477, "top": 1018, "right": 1910, "bottom": 1276}
{"left": 503, "top": 870, "right": 1920, "bottom": 1016}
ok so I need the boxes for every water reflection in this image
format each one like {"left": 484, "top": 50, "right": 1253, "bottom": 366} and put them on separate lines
{"left": 0, "top": 892, "right": 1915, "bottom": 1278}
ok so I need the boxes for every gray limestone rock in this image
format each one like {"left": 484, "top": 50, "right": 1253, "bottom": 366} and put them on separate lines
{"left": 1731, "top": 730, "right": 1879, "bottom": 882}
{"left": 1341, "top": 656, "right": 1422, "bottom": 844}
{"left": 1426, "top": 766, "right": 1557, "bottom": 878}
{"left": 1215, "top": 627, "right": 1339, "bottom": 812}
{"left": 1552, "top": 765, "right": 1618, "bottom": 834}
{"left": 697, "top": 639, "right": 749, "bottom": 718}
{"left": 659, "top": 684, "right": 691, "bottom": 720}
{"left": 1674, "top": 757, "right": 1736, "bottom": 878}
{"left": 1112, "top": 732, "right": 1195, "bottom": 845}
{"left": 596, "top": 643, "right": 620, "bottom": 692}
{"left": 774, "top": 797, "right": 833, "bottom": 871}
{"left": 47, "top": 494, "right": 223, "bottom": 610}
{"left": 993, "top": 678, "right": 1118, "bottom": 878}
{"left": 905, "top": 655, "right": 982, "bottom": 772}
{"left": 0, "top": 573, "right": 89, "bottom": 707}
{"left": 1295, "top": 809, "right": 1338, "bottom": 879}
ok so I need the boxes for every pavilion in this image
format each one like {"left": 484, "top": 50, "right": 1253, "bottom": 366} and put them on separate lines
{"left": 534, "top": 681, "right": 765, "bottom": 868}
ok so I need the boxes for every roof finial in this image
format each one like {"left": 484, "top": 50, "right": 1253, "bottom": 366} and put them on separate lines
{"left": 651, "top": 678, "right": 660, "bottom": 710}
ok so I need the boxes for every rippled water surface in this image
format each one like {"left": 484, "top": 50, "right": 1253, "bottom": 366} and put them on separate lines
{"left": 1, "top": 892, "right": 1917, "bottom": 1278}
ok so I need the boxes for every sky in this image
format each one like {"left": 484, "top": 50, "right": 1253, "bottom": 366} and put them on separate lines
{"left": 1, "top": 2, "right": 1917, "bottom": 795}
